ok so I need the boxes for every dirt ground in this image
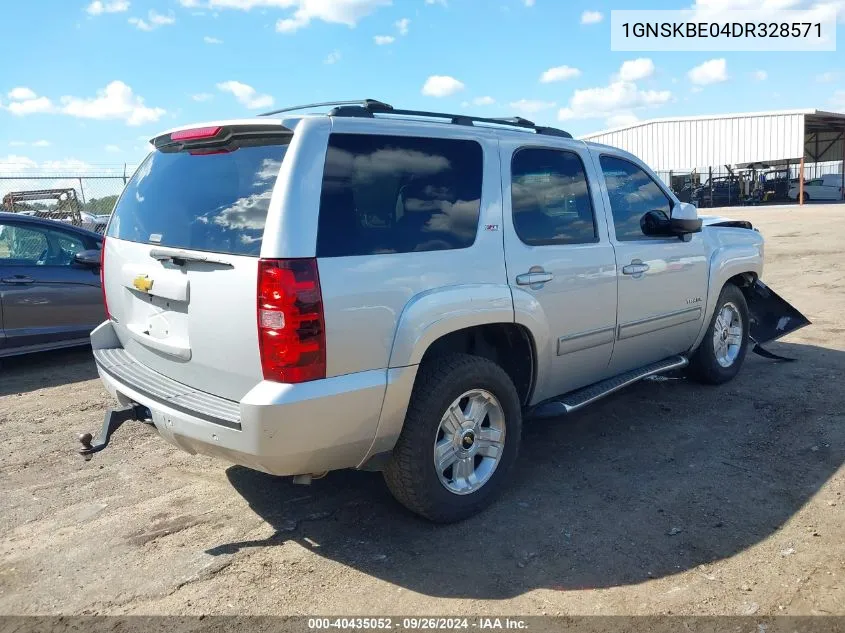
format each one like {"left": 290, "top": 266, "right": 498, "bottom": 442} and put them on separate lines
{"left": 0, "top": 204, "right": 843, "bottom": 616}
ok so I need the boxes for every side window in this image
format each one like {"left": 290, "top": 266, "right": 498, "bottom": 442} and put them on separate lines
{"left": 511, "top": 148, "right": 597, "bottom": 246}
{"left": 47, "top": 230, "right": 85, "bottom": 265}
{"left": 316, "top": 134, "right": 483, "bottom": 257}
{"left": 599, "top": 155, "right": 673, "bottom": 241}
{"left": 0, "top": 224, "right": 48, "bottom": 266}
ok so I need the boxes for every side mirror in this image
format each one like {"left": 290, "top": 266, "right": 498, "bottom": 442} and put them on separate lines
{"left": 640, "top": 209, "right": 672, "bottom": 236}
{"left": 671, "top": 201, "right": 703, "bottom": 235}
{"left": 74, "top": 249, "right": 101, "bottom": 267}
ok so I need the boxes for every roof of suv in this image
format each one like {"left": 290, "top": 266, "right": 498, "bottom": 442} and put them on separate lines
{"left": 153, "top": 99, "right": 586, "bottom": 146}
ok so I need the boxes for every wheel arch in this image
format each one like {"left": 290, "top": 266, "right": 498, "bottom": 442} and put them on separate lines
{"left": 360, "top": 285, "right": 540, "bottom": 470}
{"left": 689, "top": 230, "right": 763, "bottom": 354}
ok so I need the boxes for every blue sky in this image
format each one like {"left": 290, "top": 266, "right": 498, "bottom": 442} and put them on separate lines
{"left": 1, "top": 0, "right": 843, "bottom": 172}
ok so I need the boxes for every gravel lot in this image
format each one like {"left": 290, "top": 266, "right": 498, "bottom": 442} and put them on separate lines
{"left": 1, "top": 204, "right": 843, "bottom": 616}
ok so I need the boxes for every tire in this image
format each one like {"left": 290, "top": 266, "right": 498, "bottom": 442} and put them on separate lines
{"left": 688, "top": 283, "right": 750, "bottom": 385}
{"left": 383, "top": 353, "right": 522, "bottom": 523}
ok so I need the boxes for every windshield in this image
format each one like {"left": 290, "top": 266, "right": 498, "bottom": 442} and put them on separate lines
{"left": 107, "top": 139, "right": 289, "bottom": 256}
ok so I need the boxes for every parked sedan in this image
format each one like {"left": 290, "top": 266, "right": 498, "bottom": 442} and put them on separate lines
{"left": 0, "top": 212, "right": 103, "bottom": 357}
{"left": 788, "top": 174, "right": 844, "bottom": 202}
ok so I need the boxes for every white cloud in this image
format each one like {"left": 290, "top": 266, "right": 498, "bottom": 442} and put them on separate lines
{"left": 41, "top": 159, "right": 96, "bottom": 172}
{"left": 524, "top": 0, "right": 535, "bottom": 5}
{"left": 105, "top": 144, "right": 122, "bottom": 153}
{"left": 558, "top": 81, "right": 672, "bottom": 120}
{"left": 324, "top": 50, "right": 341, "bottom": 64}
{"left": 271, "top": 0, "right": 392, "bottom": 33}
{"left": 0, "top": 156, "right": 96, "bottom": 175}
{"left": 8, "top": 140, "right": 50, "bottom": 148}
{"left": 688, "top": 58, "right": 728, "bottom": 85}
{"left": 0, "top": 155, "right": 38, "bottom": 173}
{"left": 472, "top": 96, "right": 495, "bottom": 106}
{"left": 374, "top": 35, "right": 395, "bottom": 45}
{"left": 422, "top": 75, "right": 465, "bottom": 97}
{"left": 509, "top": 99, "right": 556, "bottom": 115}
{"left": 690, "top": 0, "right": 845, "bottom": 23}
{"left": 60, "top": 80, "right": 166, "bottom": 125}
{"left": 192, "top": 92, "right": 214, "bottom": 101}
{"left": 204, "top": 35, "right": 223, "bottom": 43}
{"left": 86, "top": 0, "right": 130, "bottom": 16}
{"left": 7, "top": 97, "right": 55, "bottom": 116}
{"left": 816, "top": 71, "right": 839, "bottom": 83}
{"left": 606, "top": 113, "right": 639, "bottom": 128}
{"left": 540, "top": 65, "right": 581, "bottom": 83}
{"left": 752, "top": 70, "right": 768, "bottom": 81}
{"left": 425, "top": 0, "right": 448, "bottom": 5}
{"left": 618, "top": 58, "right": 655, "bottom": 82}
{"left": 831, "top": 90, "right": 845, "bottom": 109}
{"left": 395, "top": 17, "right": 410, "bottom": 35}
{"left": 179, "top": 0, "right": 203, "bottom": 6}
{"left": 129, "top": 9, "right": 175, "bottom": 30}
{"left": 4, "top": 87, "right": 56, "bottom": 116}
{"left": 8, "top": 87, "right": 37, "bottom": 101}
{"left": 580, "top": 10, "right": 603, "bottom": 24}
{"left": 216, "top": 80, "right": 274, "bottom": 109}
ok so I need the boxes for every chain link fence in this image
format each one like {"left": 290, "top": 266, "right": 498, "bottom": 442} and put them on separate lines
{"left": 655, "top": 161, "right": 843, "bottom": 208}
{"left": 0, "top": 168, "right": 136, "bottom": 233}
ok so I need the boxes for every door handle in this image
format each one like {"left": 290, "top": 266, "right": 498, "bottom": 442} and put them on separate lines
{"left": 622, "top": 262, "right": 650, "bottom": 276}
{"left": 1, "top": 275, "right": 35, "bottom": 284}
{"left": 516, "top": 271, "right": 554, "bottom": 286}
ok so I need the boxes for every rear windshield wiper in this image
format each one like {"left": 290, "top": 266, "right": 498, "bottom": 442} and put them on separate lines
{"left": 149, "top": 247, "right": 234, "bottom": 268}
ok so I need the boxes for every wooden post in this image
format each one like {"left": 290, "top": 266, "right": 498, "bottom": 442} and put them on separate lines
{"left": 798, "top": 156, "right": 804, "bottom": 206}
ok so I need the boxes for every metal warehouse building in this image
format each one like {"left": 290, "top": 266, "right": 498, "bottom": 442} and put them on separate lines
{"left": 581, "top": 109, "right": 845, "bottom": 205}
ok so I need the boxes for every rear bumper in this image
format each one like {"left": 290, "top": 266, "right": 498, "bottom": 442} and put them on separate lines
{"left": 91, "top": 321, "right": 389, "bottom": 476}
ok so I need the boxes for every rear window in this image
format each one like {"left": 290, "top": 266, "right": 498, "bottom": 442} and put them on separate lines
{"left": 316, "top": 133, "right": 483, "bottom": 257}
{"left": 107, "top": 139, "right": 289, "bottom": 256}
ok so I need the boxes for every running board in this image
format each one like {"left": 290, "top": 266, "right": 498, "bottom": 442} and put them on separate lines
{"left": 529, "top": 355, "right": 689, "bottom": 418}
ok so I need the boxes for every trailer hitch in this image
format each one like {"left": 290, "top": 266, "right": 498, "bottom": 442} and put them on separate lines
{"left": 78, "top": 403, "right": 150, "bottom": 459}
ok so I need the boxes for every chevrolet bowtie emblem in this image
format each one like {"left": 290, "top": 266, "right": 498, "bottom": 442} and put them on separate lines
{"left": 133, "top": 275, "right": 154, "bottom": 293}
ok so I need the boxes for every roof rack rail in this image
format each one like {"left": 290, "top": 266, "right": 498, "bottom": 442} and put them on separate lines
{"left": 257, "top": 99, "right": 392, "bottom": 117}
{"left": 332, "top": 103, "right": 573, "bottom": 138}
{"left": 259, "top": 98, "right": 573, "bottom": 138}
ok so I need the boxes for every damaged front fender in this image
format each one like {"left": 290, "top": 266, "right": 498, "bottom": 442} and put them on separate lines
{"left": 746, "top": 280, "right": 811, "bottom": 357}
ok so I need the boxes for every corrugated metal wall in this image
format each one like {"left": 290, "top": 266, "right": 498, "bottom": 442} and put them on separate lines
{"left": 581, "top": 113, "right": 805, "bottom": 172}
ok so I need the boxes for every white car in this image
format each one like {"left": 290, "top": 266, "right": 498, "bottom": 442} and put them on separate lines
{"left": 789, "top": 174, "right": 843, "bottom": 201}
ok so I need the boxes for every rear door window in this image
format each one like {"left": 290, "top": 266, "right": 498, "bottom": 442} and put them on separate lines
{"left": 107, "top": 139, "right": 290, "bottom": 256}
{"left": 316, "top": 134, "right": 483, "bottom": 257}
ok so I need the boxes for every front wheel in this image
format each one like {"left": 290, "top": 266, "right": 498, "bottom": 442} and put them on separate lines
{"left": 688, "top": 283, "right": 750, "bottom": 384}
{"left": 383, "top": 354, "right": 522, "bottom": 523}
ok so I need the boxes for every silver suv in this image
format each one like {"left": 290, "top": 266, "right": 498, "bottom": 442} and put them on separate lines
{"left": 84, "top": 100, "right": 808, "bottom": 522}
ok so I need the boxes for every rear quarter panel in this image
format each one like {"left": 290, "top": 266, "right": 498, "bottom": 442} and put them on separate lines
{"left": 315, "top": 123, "right": 509, "bottom": 377}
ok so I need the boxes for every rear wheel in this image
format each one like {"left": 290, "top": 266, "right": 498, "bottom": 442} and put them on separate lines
{"left": 383, "top": 354, "right": 522, "bottom": 523}
{"left": 688, "top": 284, "right": 750, "bottom": 385}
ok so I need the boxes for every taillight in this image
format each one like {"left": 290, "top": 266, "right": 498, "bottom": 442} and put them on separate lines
{"left": 100, "top": 237, "right": 109, "bottom": 319}
{"left": 257, "top": 258, "right": 326, "bottom": 383}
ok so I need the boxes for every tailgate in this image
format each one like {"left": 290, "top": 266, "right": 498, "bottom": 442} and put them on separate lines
{"left": 104, "top": 238, "right": 261, "bottom": 401}
{"left": 102, "top": 123, "right": 292, "bottom": 401}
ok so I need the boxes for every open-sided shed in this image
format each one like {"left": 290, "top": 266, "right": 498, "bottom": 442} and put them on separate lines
{"left": 581, "top": 109, "right": 845, "bottom": 203}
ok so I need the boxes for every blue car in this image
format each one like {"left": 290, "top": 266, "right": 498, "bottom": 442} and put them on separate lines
{"left": 0, "top": 212, "right": 104, "bottom": 357}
